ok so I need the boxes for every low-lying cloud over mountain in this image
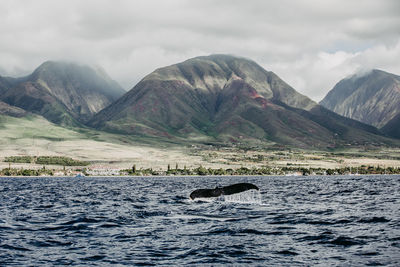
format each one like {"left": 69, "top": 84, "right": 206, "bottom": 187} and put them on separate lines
{"left": 1, "top": 0, "right": 399, "bottom": 101}
{"left": 1, "top": 61, "right": 125, "bottom": 125}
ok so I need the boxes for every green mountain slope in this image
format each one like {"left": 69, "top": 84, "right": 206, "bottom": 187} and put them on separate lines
{"left": 90, "top": 54, "right": 395, "bottom": 148}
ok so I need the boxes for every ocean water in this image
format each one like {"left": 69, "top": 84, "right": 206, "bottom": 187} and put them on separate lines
{"left": 0, "top": 175, "right": 399, "bottom": 266}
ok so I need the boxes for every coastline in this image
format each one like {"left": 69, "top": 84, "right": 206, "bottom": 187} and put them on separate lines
{"left": 1, "top": 173, "right": 399, "bottom": 178}
{"left": 2, "top": 152, "right": 400, "bottom": 177}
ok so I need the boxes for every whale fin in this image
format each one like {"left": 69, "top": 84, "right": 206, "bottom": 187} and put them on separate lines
{"left": 222, "top": 183, "right": 259, "bottom": 196}
{"left": 190, "top": 183, "right": 259, "bottom": 200}
{"left": 189, "top": 188, "right": 223, "bottom": 200}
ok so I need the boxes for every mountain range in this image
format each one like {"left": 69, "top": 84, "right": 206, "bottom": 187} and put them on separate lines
{"left": 89, "top": 55, "right": 393, "bottom": 148}
{"left": 0, "top": 61, "right": 125, "bottom": 125}
{"left": 320, "top": 69, "right": 400, "bottom": 137}
{"left": 1, "top": 55, "right": 399, "bottom": 149}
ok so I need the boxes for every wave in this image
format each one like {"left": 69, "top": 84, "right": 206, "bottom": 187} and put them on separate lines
{"left": 224, "top": 189, "right": 262, "bottom": 204}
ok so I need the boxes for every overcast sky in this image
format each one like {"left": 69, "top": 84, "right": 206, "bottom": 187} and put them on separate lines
{"left": 1, "top": 0, "right": 399, "bottom": 101}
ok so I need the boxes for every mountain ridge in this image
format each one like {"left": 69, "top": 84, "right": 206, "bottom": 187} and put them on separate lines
{"left": 1, "top": 61, "right": 125, "bottom": 125}
{"left": 90, "top": 54, "right": 394, "bottom": 148}
{"left": 1, "top": 55, "right": 398, "bottom": 149}
{"left": 320, "top": 69, "right": 400, "bottom": 128}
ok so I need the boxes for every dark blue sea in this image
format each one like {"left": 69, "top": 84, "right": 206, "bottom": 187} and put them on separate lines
{"left": 0, "top": 175, "right": 399, "bottom": 266}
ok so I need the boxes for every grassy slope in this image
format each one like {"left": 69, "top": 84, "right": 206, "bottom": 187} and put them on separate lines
{"left": 0, "top": 115, "right": 82, "bottom": 142}
{"left": 0, "top": 114, "right": 210, "bottom": 169}
{"left": 1, "top": 114, "right": 399, "bottom": 170}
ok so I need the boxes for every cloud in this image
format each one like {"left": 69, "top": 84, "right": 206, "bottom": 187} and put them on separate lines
{"left": 0, "top": 0, "right": 399, "bottom": 101}
{"left": 269, "top": 39, "right": 400, "bottom": 101}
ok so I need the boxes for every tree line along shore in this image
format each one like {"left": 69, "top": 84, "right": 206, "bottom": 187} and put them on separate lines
{"left": 3, "top": 156, "right": 89, "bottom": 166}
{"left": 2, "top": 156, "right": 399, "bottom": 176}
{"left": 1, "top": 164, "right": 400, "bottom": 177}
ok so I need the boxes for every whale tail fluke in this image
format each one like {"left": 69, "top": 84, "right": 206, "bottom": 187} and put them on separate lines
{"left": 222, "top": 183, "right": 259, "bottom": 196}
{"left": 190, "top": 182, "right": 259, "bottom": 200}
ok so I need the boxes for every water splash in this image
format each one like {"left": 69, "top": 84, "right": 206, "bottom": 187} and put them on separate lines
{"left": 223, "top": 189, "right": 262, "bottom": 204}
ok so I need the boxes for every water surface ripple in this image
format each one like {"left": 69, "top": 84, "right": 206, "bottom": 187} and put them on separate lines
{"left": 0, "top": 175, "right": 399, "bottom": 266}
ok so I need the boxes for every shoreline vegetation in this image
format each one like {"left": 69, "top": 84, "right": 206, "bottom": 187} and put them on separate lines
{"left": 4, "top": 156, "right": 89, "bottom": 166}
{"left": 2, "top": 155, "right": 399, "bottom": 177}
{"left": 1, "top": 165, "right": 399, "bottom": 177}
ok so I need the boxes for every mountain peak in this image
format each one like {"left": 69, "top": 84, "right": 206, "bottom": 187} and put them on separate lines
{"left": 347, "top": 69, "right": 398, "bottom": 81}
{"left": 89, "top": 55, "right": 391, "bottom": 148}
{"left": 30, "top": 60, "right": 125, "bottom": 97}
{"left": 320, "top": 69, "right": 400, "bottom": 128}
{"left": 1, "top": 61, "right": 126, "bottom": 125}
{"left": 143, "top": 54, "right": 316, "bottom": 110}
{"left": 33, "top": 60, "right": 85, "bottom": 75}
{"left": 188, "top": 54, "right": 259, "bottom": 65}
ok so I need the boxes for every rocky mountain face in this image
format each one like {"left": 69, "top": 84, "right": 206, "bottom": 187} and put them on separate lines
{"left": 90, "top": 55, "right": 392, "bottom": 148}
{"left": 320, "top": 69, "right": 400, "bottom": 129}
{"left": 1, "top": 61, "right": 125, "bottom": 125}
